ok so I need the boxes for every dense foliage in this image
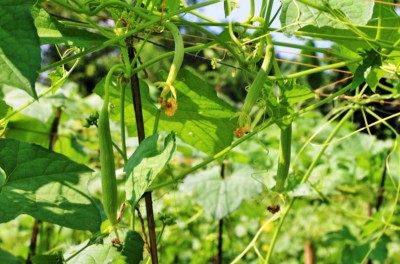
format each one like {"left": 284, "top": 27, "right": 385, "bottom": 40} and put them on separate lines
{"left": 0, "top": 0, "right": 399, "bottom": 263}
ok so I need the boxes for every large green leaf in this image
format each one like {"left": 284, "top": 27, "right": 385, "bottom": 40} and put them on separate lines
{"left": 0, "top": 139, "right": 101, "bottom": 232}
{"left": 32, "top": 253, "right": 64, "bottom": 264}
{"left": 160, "top": 68, "right": 236, "bottom": 154}
{"left": 180, "top": 166, "right": 262, "bottom": 220}
{"left": 94, "top": 68, "right": 236, "bottom": 155}
{"left": 64, "top": 229, "right": 144, "bottom": 264}
{"left": 0, "top": 248, "right": 19, "bottom": 264}
{"left": 0, "top": 0, "right": 40, "bottom": 98}
{"left": 332, "top": 45, "right": 386, "bottom": 91}
{"left": 31, "top": 5, "right": 107, "bottom": 47}
{"left": 280, "top": 0, "right": 374, "bottom": 35}
{"left": 351, "top": 49, "right": 383, "bottom": 90}
{"left": 281, "top": 0, "right": 400, "bottom": 52}
{"left": 264, "top": 79, "right": 313, "bottom": 127}
{"left": 125, "top": 132, "right": 176, "bottom": 206}
{"left": 0, "top": 99, "right": 12, "bottom": 136}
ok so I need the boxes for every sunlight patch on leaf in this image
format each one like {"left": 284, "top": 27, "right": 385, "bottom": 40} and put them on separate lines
{"left": 64, "top": 229, "right": 144, "bottom": 264}
{"left": 0, "top": 139, "right": 101, "bottom": 232}
{"left": 280, "top": 0, "right": 374, "bottom": 35}
{"left": 125, "top": 132, "right": 176, "bottom": 207}
{"left": 180, "top": 166, "right": 262, "bottom": 220}
{"left": 0, "top": 0, "right": 40, "bottom": 98}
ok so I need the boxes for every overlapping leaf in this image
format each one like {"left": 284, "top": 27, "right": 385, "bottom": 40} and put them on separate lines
{"left": 94, "top": 68, "right": 236, "bottom": 155}
{"left": 125, "top": 132, "right": 176, "bottom": 206}
{"left": 180, "top": 166, "right": 262, "bottom": 220}
{"left": 280, "top": 0, "right": 374, "bottom": 35}
{"left": 0, "top": 139, "right": 101, "bottom": 232}
{"left": 31, "top": 5, "right": 107, "bottom": 47}
{"left": 280, "top": 0, "right": 400, "bottom": 53}
{"left": 0, "top": 0, "right": 40, "bottom": 98}
{"left": 64, "top": 229, "right": 144, "bottom": 264}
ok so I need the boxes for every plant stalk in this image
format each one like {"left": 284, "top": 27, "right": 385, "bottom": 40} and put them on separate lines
{"left": 126, "top": 35, "right": 158, "bottom": 264}
{"left": 264, "top": 108, "right": 356, "bottom": 263}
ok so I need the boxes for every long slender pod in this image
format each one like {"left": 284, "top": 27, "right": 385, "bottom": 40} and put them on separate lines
{"left": 99, "top": 65, "right": 124, "bottom": 228}
{"left": 274, "top": 123, "right": 292, "bottom": 193}
{"left": 236, "top": 35, "right": 274, "bottom": 134}
{"left": 156, "top": 21, "right": 184, "bottom": 100}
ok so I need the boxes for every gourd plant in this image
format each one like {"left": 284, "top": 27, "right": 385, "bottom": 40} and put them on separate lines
{"left": 0, "top": 0, "right": 399, "bottom": 263}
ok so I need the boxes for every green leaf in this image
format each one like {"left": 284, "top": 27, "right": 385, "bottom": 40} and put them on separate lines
{"left": 282, "top": 1, "right": 400, "bottom": 52}
{"left": 0, "top": 99, "right": 12, "bottom": 135}
{"left": 180, "top": 166, "right": 262, "bottom": 220}
{"left": 322, "top": 226, "right": 357, "bottom": 245}
{"left": 0, "top": 0, "right": 41, "bottom": 98}
{"left": 351, "top": 49, "right": 382, "bottom": 90}
{"left": 341, "top": 235, "right": 390, "bottom": 263}
{"left": 165, "top": 0, "right": 180, "bottom": 13}
{"left": 280, "top": 0, "right": 374, "bottom": 35}
{"left": 47, "top": 67, "right": 66, "bottom": 93}
{"left": 158, "top": 68, "right": 236, "bottom": 155}
{"left": 95, "top": 68, "right": 236, "bottom": 155}
{"left": 32, "top": 253, "right": 64, "bottom": 264}
{"left": 283, "top": 80, "right": 314, "bottom": 105}
{"left": 0, "top": 99, "right": 11, "bottom": 118}
{"left": 341, "top": 243, "right": 369, "bottom": 264}
{"left": 64, "top": 229, "right": 144, "bottom": 264}
{"left": 31, "top": 5, "right": 108, "bottom": 47}
{"left": 369, "top": 235, "right": 390, "bottom": 262}
{"left": 125, "top": 132, "right": 176, "bottom": 206}
{"left": 0, "top": 139, "right": 101, "bottom": 232}
{"left": 0, "top": 248, "right": 19, "bottom": 264}
{"left": 264, "top": 79, "right": 312, "bottom": 128}
{"left": 5, "top": 115, "right": 51, "bottom": 148}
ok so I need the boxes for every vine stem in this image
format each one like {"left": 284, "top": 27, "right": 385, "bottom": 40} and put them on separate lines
{"left": 125, "top": 35, "right": 158, "bottom": 264}
{"left": 26, "top": 107, "right": 62, "bottom": 264}
{"left": 216, "top": 161, "right": 227, "bottom": 264}
{"left": 149, "top": 119, "right": 274, "bottom": 191}
{"left": 231, "top": 213, "right": 281, "bottom": 264}
{"left": 1, "top": 56, "right": 80, "bottom": 125}
{"left": 264, "top": 107, "right": 356, "bottom": 263}
{"left": 40, "top": 0, "right": 220, "bottom": 73}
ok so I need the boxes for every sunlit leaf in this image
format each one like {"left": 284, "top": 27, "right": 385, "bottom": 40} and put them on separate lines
{"left": 94, "top": 68, "right": 236, "bottom": 155}
{"left": 0, "top": 0, "right": 40, "bottom": 98}
{"left": 0, "top": 139, "right": 101, "bottom": 232}
{"left": 180, "top": 166, "right": 262, "bottom": 220}
{"left": 64, "top": 229, "right": 144, "bottom": 264}
{"left": 0, "top": 248, "right": 19, "bottom": 264}
{"left": 125, "top": 132, "right": 176, "bottom": 206}
{"left": 31, "top": 5, "right": 107, "bottom": 47}
{"left": 280, "top": 0, "right": 374, "bottom": 35}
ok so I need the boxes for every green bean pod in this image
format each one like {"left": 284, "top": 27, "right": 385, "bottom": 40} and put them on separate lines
{"left": 157, "top": 21, "right": 184, "bottom": 99}
{"left": 98, "top": 80, "right": 118, "bottom": 226}
{"left": 238, "top": 35, "right": 274, "bottom": 128}
{"left": 275, "top": 123, "right": 292, "bottom": 193}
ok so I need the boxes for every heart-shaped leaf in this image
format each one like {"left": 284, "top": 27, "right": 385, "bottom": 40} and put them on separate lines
{"left": 0, "top": 139, "right": 101, "bottom": 232}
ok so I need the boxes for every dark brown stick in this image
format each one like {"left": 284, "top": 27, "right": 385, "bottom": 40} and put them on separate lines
{"left": 304, "top": 240, "right": 315, "bottom": 264}
{"left": 125, "top": 36, "right": 158, "bottom": 264}
{"left": 375, "top": 154, "right": 388, "bottom": 212}
{"left": 366, "top": 152, "right": 388, "bottom": 264}
{"left": 136, "top": 206, "right": 151, "bottom": 254}
{"left": 216, "top": 161, "right": 227, "bottom": 264}
{"left": 26, "top": 220, "right": 40, "bottom": 264}
{"left": 26, "top": 107, "right": 62, "bottom": 264}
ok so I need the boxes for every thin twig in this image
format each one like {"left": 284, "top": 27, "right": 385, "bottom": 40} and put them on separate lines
{"left": 26, "top": 107, "right": 62, "bottom": 264}
{"left": 216, "top": 161, "right": 227, "bottom": 264}
{"left": 136, "top": 206, "right": 151, "bottom": 254}
{"left": 126, "top": 35, "right": 159, "bottom": 263}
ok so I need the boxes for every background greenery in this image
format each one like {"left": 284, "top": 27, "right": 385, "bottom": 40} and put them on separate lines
{"left": 0, "top": 0, "right": 399, "bottom": 263}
